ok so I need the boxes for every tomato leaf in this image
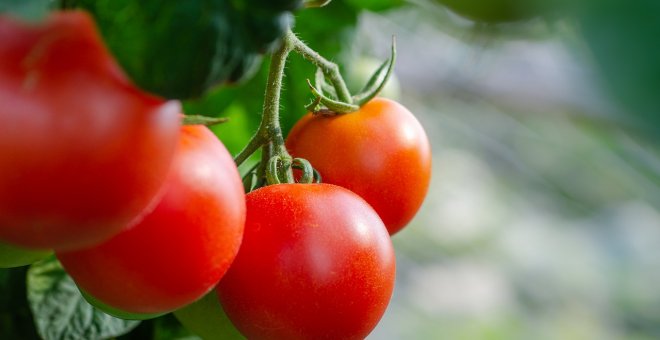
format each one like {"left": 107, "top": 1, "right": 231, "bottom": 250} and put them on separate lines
{"left": 26, "top": 257, "right": 140, "bottom": 340}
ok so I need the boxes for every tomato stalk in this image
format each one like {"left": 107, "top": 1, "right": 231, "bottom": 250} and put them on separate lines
{"left": 234, "top": 27, "right": 394, "bottom": 188}
{"left": 287, "top": 31, "right": 353, "bottom": 104}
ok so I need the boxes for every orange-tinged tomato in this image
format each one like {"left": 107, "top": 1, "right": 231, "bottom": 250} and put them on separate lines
{"left": 286, "top": 98, "right": 431, "bottom": 235}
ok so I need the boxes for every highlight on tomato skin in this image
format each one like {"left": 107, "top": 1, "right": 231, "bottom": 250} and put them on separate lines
{"left": 217, "top": 183, "right": 396, "bottom": 340}
{"left": 56, "top": 125, "right": 246, "bottom": 316}
{"left": 286, "top": 97, "right": 432, "bottom": 235}
{"left": 0, "top": 11, "right": 181, "bottom": 251}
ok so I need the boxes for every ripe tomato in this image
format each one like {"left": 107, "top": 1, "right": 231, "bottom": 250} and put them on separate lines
{"left": 57, "top": 125, "right": 245, "bottom": 315}
{"left": 0, "top": 11, "right": 180, "bottom": 250}
{"left": 217, "top": 183, "right": 395, "bottom": 340}
{"left": 286, "top": 97, "right": 431, "bottom": 235}
{"left": 0, "top": 241, "right": 51, "bottom": 268}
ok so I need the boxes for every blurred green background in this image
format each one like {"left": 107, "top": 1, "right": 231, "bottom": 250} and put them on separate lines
{"left": 199, "top": 0, "right": 660, "bottom": 339}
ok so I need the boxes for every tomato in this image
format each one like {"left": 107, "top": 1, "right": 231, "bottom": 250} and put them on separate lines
{"left": 0, "top": 11, "right": 180, "bottom": 251}
{"left": 217, "top": 183, "right": 395, "bottom": 340}
{"left": 174, "top": 291, "right": 244, "bottom": 340}
{"left": 0, "top": 241, "right": 51, "bottom": 268}
{"left": 57, "top": 125, "right": 245, "bottom": 315}
{"left": 286, "top": 97, "right": 431, "bottom": 235}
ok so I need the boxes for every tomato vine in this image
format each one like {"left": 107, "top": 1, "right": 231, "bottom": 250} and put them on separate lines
{"left": 234, "top": 27, "right": 396, "bottom": 190}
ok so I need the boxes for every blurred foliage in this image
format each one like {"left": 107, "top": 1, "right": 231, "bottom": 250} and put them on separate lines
{"left": 431, "top": 0, "right": 542, "bottom": 23}
{"left": 571, "top": 0, "right": 660, "bottom": 143}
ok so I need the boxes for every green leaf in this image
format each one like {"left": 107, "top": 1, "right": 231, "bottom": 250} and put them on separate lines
{"left": 0, "top": 0, "right": 51, "bottom": 21}
{"left": 153, "top": 314, "right": 201, "bottom": 340}
{"left": 26, "top": 257, "right": 140, "bottom": 340}
{"left": 72, "top": 0, "right": 287, "bottom": 99}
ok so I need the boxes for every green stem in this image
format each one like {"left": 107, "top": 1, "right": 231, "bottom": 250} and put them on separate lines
{"left": 287, "top": 30, "right": 353, "bottom": 104}
{"left": 233, "top": 133, "right": 266, "bottom": 167}
{"left": 234, "top": 29, "right": 350, "bottom": 184}
{"left": 255, "top": 142, "right": 273, "bottom": 187}
{"left": 234, "top": 32, "right": 294, "bottom": 181}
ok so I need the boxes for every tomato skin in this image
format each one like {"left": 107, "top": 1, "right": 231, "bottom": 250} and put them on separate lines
{"left": 286, "top": 97, "right": 431, "bottom": 235}
{"left": 0, "top": 11, "right": 180, "bottom": 250}
{"left": 217, "top": 183, "right": 395, "bottom": 340}
{"left": 57, "top": 125, "right": 245, "bottom": 315}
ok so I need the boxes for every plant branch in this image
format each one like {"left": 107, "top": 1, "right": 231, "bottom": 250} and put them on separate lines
{"left": 234, "top": 32, "right": 295, "bottom": 183}
{"left": 287, "top": 31, "right": 352, "bottom": 104}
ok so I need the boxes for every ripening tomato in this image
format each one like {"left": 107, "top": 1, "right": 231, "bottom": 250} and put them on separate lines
{"left": 0, "top": 11, "right": 180, "bottom": 251}
{"left": 286, "top": 97, "right": 431, "bottom": 235}
{"left": 57, "top": 125, "right": 245, "bottom": 315}
{"left": 217, "top": 183, "right": 395, "bottom": 340}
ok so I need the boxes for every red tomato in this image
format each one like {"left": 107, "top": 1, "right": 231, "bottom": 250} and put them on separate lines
{"left": 217, "top": 183, "right": 395, "bottom": 340}
{"left": 0, "top": 11, "right": 180, "bottom": 250}
{"left": 57, "top": 125, "right": 245, "bottom": 315}
{"left": 286, "top": 97, "right": 432, "bottom": 235}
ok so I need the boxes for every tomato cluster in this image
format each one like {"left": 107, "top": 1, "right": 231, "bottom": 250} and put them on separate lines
{"left": 1, "top": 9, "right": 431, "bottom": 340}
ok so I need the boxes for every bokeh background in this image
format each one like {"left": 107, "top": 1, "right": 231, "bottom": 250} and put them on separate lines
{"left": 346, "top": 1, "right": 660, "bottom": 339}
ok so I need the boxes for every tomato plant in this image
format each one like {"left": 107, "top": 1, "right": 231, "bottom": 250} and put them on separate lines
{"left": 56, "top": 124, "right": 245, "bottom": 315}
{"left": 0, "top": 2, "right": 430, "bottom": 338}
{"left": 286, "top": 97, "right": 432, "bottom": 234}
{"left": 217, "top": 183, "right": 396, "bottom": 340}
{"left": 0, "top": 11, "right": 180, "bottom": 251}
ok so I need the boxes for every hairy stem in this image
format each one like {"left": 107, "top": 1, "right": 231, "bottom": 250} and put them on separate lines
{"left": 234, "top": 35, "right": 293, "bottom": 167}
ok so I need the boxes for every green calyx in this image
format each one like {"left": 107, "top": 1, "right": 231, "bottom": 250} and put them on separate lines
{"left": 182, "top": 115, "right": 229, "bottom": 127}
{"left": 234, "top": 28, "right": 394, "bottom": 191}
